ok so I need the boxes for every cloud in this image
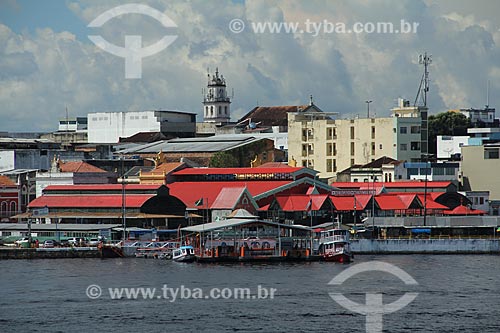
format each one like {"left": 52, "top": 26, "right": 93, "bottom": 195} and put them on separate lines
{"left": 0, "top": 0, "right": 499, "bottom": 132}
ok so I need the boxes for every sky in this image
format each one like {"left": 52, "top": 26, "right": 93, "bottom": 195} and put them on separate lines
{"left": 0, "top": 0, "right": 499, "bottom": 132}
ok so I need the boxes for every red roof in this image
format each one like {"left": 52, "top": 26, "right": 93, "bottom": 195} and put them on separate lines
{"left": 168, "top": 181, "right": 290, "bottom": 208}
{"left": 28, "top": 195, "right": 152, "bottom": 208}
{"left": 274, "top": 195, "right": 328, "bottom": 211}
{"left": 330, "top": 196, "right": 369, "bottom": 211}
{"left": 59, "top": 161, "right": 107, "bottom": 173}
{"left": 43, "top": 184, "right": 162, "bottom": 191}
{"left": 416, "top": 194, "right": 448, "bottom": 209}
{"left": 444, "top": 205, "right": 487, "bottom": 215}
{"left": 333, "top": 181, "right": 452, "bottom": 189}
{"left": 211, "top": 187, "right": 246, "bottom": 209}
{"left": 375, "top": 196, "right": 408, "bottom": 210}
{"left": 172, "top": 167, "right": 303, "bottom": 176}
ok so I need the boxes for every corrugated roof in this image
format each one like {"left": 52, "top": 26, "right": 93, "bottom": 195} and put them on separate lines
{"left": 119, "top": 135, "right": 270, "bottom": 154}
{"left": 142, "top": 162, "right": 184, "bottom": 175}
{"left": 59, "top": 161, "right": 107, "bottom": 173}
{"left": 443, "top": 205, "right": 487, "bottom": 215}
{"left": 28, "top": 195, "right": 153, "bottom": 208}
{"left": 275, "top": 194, "right": 329, "bottom": 211}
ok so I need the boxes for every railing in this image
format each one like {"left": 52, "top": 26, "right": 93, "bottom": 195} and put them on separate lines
{"left": 320, "top": 235, "right": 348, "bottom": 243}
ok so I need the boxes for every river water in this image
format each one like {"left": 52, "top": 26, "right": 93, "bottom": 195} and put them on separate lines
{"left": 1, "top": 255, "right": 499, "bottom": 332}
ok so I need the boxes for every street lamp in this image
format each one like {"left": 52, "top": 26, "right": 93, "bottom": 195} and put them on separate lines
{"left": 366, "top": 100, "right": 373, "bottom": 118}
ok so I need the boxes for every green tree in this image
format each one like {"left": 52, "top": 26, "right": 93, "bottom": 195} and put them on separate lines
{"left": 209, "top": 151, "right": 239, "bottom": 167}
{"left": 428, "top": 111, "right": 471, "bottom": 155}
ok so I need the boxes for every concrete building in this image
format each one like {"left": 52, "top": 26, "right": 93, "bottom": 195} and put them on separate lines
{"left": 437, "top": 135, "right": 469, "bottom": 159}
{"left": 461, "top": 143, "right": 500, "bottom": 200}
{"left": 40, "top": 117, "right": 88, "bottom": 146}
{"left": 459, "top": 107, "right": 496, "bottom": 126}
{"left": 287, "top": 98, "right": 424, "bottom": 179}
{"left": 88, "top": 110, "right": 196, "bottom": 143}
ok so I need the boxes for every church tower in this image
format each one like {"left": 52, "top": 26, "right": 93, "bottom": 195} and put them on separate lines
{"left": 203, "top": 68, "right": 231, "bottom": 123}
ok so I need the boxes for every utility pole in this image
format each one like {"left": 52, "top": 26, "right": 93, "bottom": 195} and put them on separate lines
{"left": 417, "top": 52, "right": 432, "bottom": 227}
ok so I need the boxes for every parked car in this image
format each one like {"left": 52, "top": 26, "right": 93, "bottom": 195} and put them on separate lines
{"left": 87, "top": 238, "right": 100, "bottom": 246}
{"left": 14, "top": 237, "right": 30, "bottom": 246}
{"left": 43, "top": 240, "right": 55, "bottom": 248}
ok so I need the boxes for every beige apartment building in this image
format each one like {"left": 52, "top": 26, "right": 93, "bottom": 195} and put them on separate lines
{"left": 288, "top": 99, "right": 425, "bottom": 179}
{"left": 461, "top": 144, "right": 500, "bottom": 200}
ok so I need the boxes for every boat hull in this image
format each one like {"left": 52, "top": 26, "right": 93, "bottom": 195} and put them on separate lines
{"left": 323, "top": 251, "right": 352, "bottom": 263}
{"left": 173, "top": 254, "right": 196, "bottom": 263}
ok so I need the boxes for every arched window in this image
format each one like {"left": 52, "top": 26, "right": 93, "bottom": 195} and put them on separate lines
{"left": 0, "top": 202, "right": 6, "bottom": 214}
{"left": 205, "top": 106, "right": 208, "bottom": 116}
{"left": 210, "top": 106, "right": 214, "bottom": 116}
{"left": 10, "top": 201, "right": 16, "bottom": 213}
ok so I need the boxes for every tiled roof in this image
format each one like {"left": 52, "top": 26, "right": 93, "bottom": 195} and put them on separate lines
{"left": 142, "top": 162, "right": 184, "bottom": 175}
{"left": 238, "top": 105, "right": 309, "bottom": 127}
{"left": 0, "top": 175, "right": 16, "bottom": 186}
{"left": 59, "top": 161, "right": 107, "bottom": 173}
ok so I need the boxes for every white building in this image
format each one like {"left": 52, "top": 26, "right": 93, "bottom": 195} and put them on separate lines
{"left": 459, "top": 107, "right": 496, "bottom": 125}
{"left": 437, "top": 135, "right": 469, "bottom": 159}
{"left": 203, "top": 68, "right": 231, "bottom": 124}
{"left": 87, "top": 110, "right": 196, "bottom": 143}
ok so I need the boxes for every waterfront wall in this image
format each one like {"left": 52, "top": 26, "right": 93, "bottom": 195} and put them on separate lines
{"left": 0, "top": 247, "right": 100, "bottom": 259}
{"left": 352, "top": 239, "right": 500, "bottom": 254}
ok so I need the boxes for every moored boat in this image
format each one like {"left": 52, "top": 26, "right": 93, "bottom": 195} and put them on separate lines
{"left": 172, "top": 245, "right": 196, "bottom": 262}
{"left": 318, "top": 228, "right": 352, "bottom": 263}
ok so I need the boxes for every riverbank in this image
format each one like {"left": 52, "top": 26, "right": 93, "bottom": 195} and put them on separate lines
{"left": 0, "top": 247, "right": 100, "bottom": 259}
{"left": 351, "top": 238, "right": 500, "bottom": 254}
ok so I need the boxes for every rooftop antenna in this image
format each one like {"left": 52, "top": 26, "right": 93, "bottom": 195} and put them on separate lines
{"left": 414, "top": 53, "right": 432, "bottom": 107}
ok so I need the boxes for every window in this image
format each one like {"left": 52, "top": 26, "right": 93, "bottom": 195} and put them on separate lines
{"left": 480, "top": 197, "right": 484, "bottom": 205}
{"left": 218, "top": 106, "right": 221, "bottom": 114}
{"left": 400, "top": 143, "right": 407, "bottom": 151}
{"left": 351, "top": 159, "right": 355, "bottom": 166}
{"left": 484, "top": 148, "right": 499, "bottom": 159}
{"left": 379, "top": 144, "right": 383, "bottom": 149}
{"left": 326, "top": 159, "right": 333, "bottom": 172}
{"left": 327, "top": 127, "right": 336, "bottom": 140}
{"left": 327, "top": 143, "right": 333, "bottom": 156}
{"left": 400, "top": 127, "right": 407, "bottom": 134}
{"left": 371, "top": 126, "right": 375, "bottom": 139}
{"left": 350, "top": 127, "right": 355, "bottom": 139}
{"left": 434, "top": 167, "right": 444, "bottom": 175}
{"left": 333, "top": 159, "right": 337, "bottom": 172}
{"left": 350, "top": 142, "right": 355, "bottom": 155}
{"left": 225, "top": 106, "right": 228, "bottom": 115}
{"left": 411, "top": 141, "right": 421, "bottom": 151}
{"left": 408, "top": 168, "right": 418, "bottom": 176}
{"left": 445, "top": 167, "right": 455, "bottom": 175}
{"left": 419, "top": 168, "right": 431, "bottom": 175}
{"left": 411, "top": 126, "right": 420, "bottom": 134}
{"left": 371, "top": 142, "right": 375, "bottom": 155}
